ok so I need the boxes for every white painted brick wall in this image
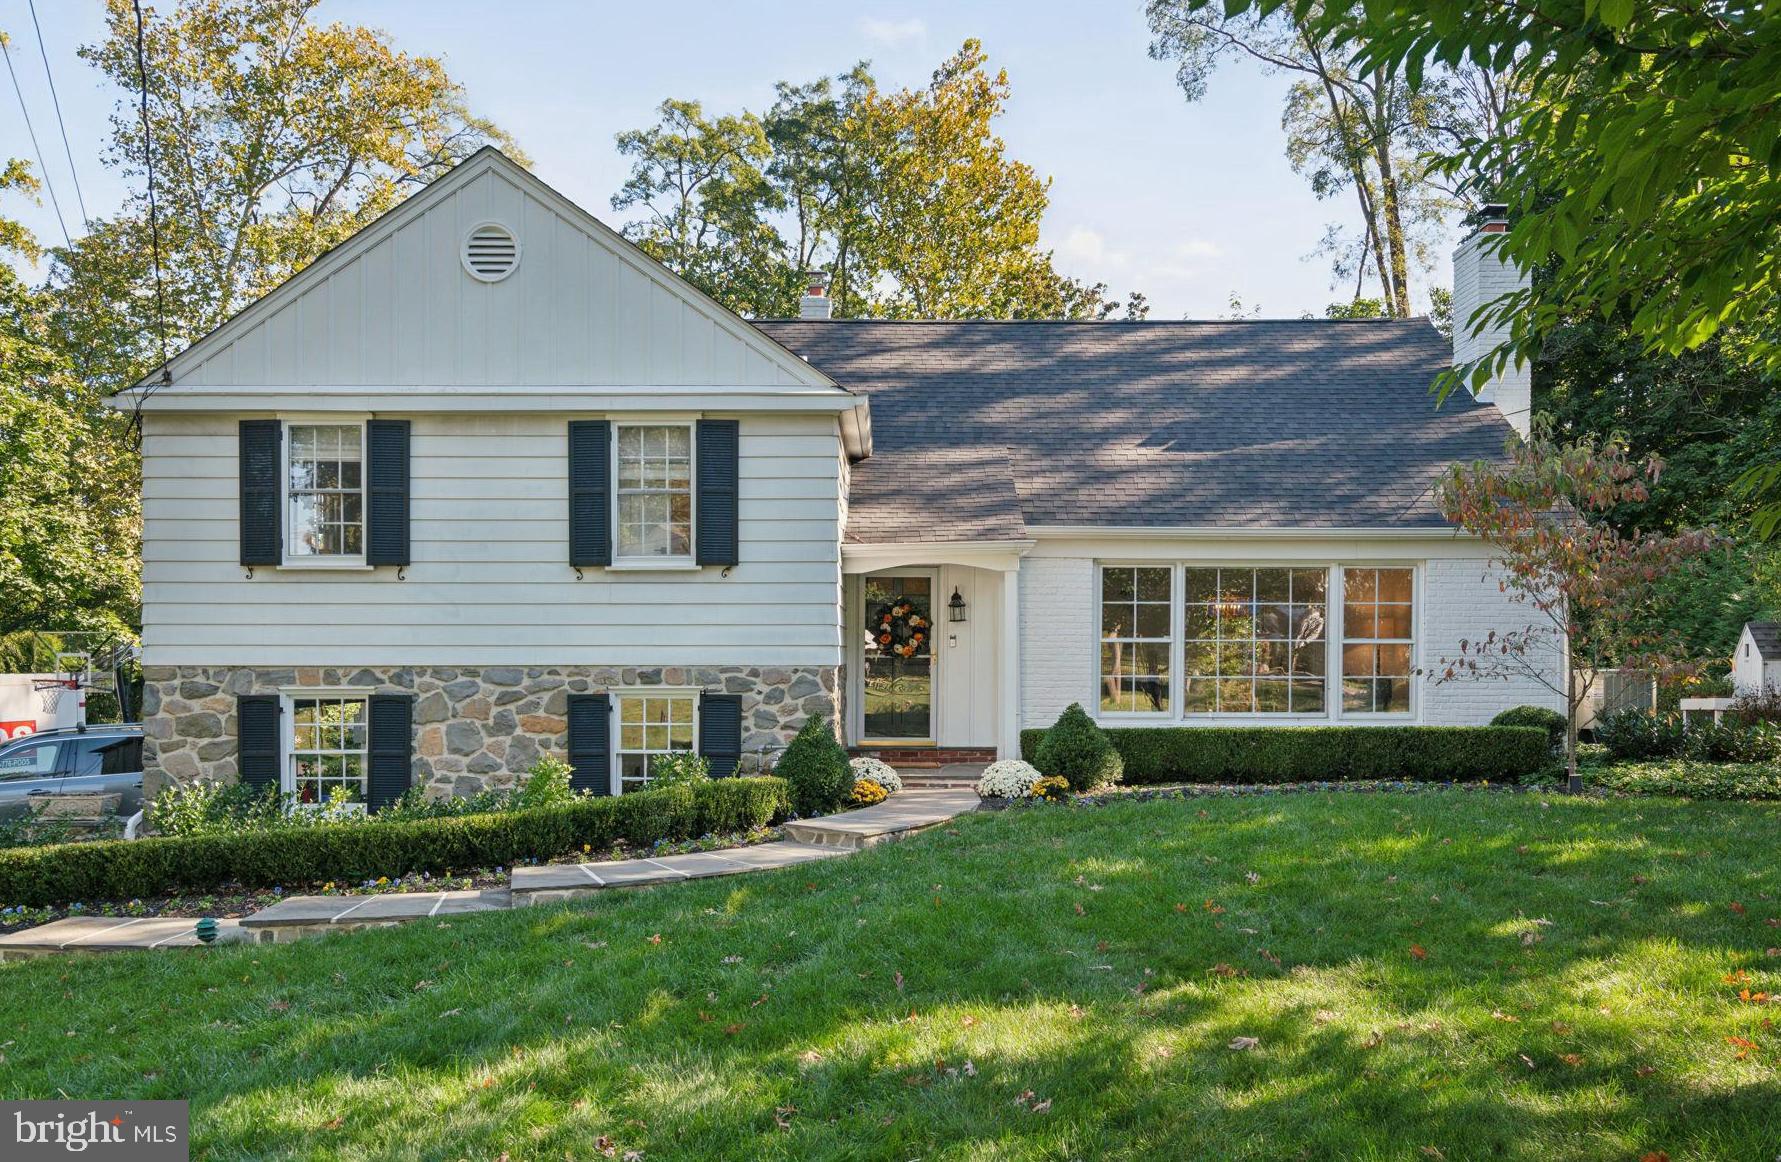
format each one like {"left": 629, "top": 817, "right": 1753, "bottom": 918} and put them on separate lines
{"left": 1452, "top": 230, "right": 1531, "bottom": 436}
{"left": 1418, "top": 556, "right": 1567, "bottom": 723}
{"left": 1017, "top": 551, "right": 1567, "bottom": 730}
{"left": 1019, "top": 556, "right": 1096, "bottom": 729}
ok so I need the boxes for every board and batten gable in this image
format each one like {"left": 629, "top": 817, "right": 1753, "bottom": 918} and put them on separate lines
{"left": 140, "top": 411, "right": 845, "bottom": 667}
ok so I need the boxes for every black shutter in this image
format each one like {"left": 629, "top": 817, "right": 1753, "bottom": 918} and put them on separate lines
{"left": 237, "top": 694, "right": 280, "bottom": 791}
{"left": 696, "top": 419, "right": 740, "bottom": 567}
{"left": 239, "top": 419, "right": 282, "bottom": 566}
{"left": 699, "top": 693, "right": 743, "bottom": 778}
{"left": 567, "top": 693, "right": 611, "bottom": 795}
{"left": 569, "top": 420, "right": 612, "bottom": 568}
{"left": 367, "top": 694, "right": 414, "bottom": 812}
{"left": 365, "top": 419, "right": 411, "bottom": 566}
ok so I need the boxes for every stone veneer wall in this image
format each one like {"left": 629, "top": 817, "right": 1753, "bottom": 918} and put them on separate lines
{"left": 141, "top": 665, "right": 842, "bottom": 800}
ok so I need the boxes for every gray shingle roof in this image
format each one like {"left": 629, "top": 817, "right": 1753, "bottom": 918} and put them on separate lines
{"left": 844, "top": 445, "right": 1025, "bottom": 544}
{"left": 756, "top": 318, "right": 1516, "bottom": 543}
{"left": 1749, "top": 622, "right": 1781, "bottom": 660}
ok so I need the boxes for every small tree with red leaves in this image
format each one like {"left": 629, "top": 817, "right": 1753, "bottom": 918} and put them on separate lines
{"left": 1437, "top": 423, "right": 1723, "bottom": 792}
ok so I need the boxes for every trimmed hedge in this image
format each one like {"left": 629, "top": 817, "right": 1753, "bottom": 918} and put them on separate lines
{"left": 1018, "top": 726, "right": 1549, "bottom": 785}
{"left": 0, "top": 777, "right": 789, "bottom": 909}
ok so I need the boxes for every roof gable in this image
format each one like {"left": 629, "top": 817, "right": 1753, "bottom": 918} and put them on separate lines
{"left": 154, "top": 149, "right": 838, "bottom": 393}
{"left": 1746, "top": 622, "right": 1781, "bottom": 659}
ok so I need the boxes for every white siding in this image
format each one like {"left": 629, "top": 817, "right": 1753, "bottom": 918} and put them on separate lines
{"left": 163, "top": 156, "right": 829, "bottom": 393}
{"left": 1017, "top": 535, "right": 1566, "bottom": 730}
{"left": 141, "top": 412, "right": 843, "bottom": 667}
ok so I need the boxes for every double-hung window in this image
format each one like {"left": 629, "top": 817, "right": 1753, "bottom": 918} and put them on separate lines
{"left": 615, "top": 691, "right": 696, "bottom": 791}
{"left": 1099, "top": 567, "right": 1172, "bottom": 714}
{"left": 1340, "top": 567, "right": 1415, "bottom": 714}
{"left": 616, "top": 424, "right": 693, "bottom": 561}
{"left": 288, "top": 695, "right": 369, "bottom": 806}
{"left": 287, "top": 423, "right": 365, "bottom": 560}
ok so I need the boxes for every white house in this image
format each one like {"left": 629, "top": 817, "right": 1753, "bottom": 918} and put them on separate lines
{"left": 1733, "top": 622, "right": 1781, "bottom": 695}
{"left": 118, "top": 149, "right": 1562, "bottom": 806}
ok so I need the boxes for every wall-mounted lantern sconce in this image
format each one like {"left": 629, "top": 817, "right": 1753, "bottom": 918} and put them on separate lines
{"left": 948, "top": 587, "right": 967, "bottom": 623}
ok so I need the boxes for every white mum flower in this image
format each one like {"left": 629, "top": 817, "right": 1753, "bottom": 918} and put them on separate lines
{"left": 848, "top": 756, "right": 902, "bottom": 794}
{"left": 975, "top": 760, "right": 1041, "bottom": 799}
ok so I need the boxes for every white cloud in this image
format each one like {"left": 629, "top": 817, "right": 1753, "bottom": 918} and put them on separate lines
{"left": 859, "top": 17, "right": 927, "bottom": 46}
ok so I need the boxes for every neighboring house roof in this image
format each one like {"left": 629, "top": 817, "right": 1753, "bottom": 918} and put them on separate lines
{"left": 756, "top": 318, "right": 1515, "bottom": 541}
{"left": 1748, "top": 622, "right": 1781, "bottom": 660}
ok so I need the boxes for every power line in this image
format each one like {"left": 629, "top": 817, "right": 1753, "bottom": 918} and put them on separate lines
{"left": 27, "top": 0, "right": 88, "bottom": 225}
{"left": 129, "top": 0, "right": 172, "bottom": 429}
{"left": 0, "top": 28, "right": 71, "bottom": 249}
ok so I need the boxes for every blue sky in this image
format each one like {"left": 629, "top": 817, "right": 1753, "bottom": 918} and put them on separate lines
{"left": 2, "top": 0, "right": 1456, "bottom": 318}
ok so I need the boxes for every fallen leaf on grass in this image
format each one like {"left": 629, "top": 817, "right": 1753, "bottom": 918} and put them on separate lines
{"left": 960, "top": 1014, "right": 978, "bottom": 1028}
{"left": 774, "top": 1105, "right": 797, "bottom": 1130}
{"left": 441, "top": 1008, "right": 462, "bottom": 1018}
{"left": 1313, "top": 1010, "right": 1340, "bottom": 1024}
{"left": 798, "top": 1049, "right": 823, "bottom": 1064}
{"left": 1558, "top": 1053, "right": 1585, "bottom": 1067}
{"left": 268, "top": 1000, "right": 290, "bottom": 1012}
{"left": 1731, "top": 902, "right": 1748, "bottom": 915}
{"left": 1490, "top": 1010, "right": 1518, "bottom": 1022}
{"left": 1207, "top": 963, "right": 1242, "bottom": 979}
{"left": 723, "top": 1023, "right": 745, "bottom": 1036}
{"left": 1227, "top": 1036, "right": 1260, "bottom": 1051}
{"left": 1728, "top": 1036, "right": 1759, "bottom": 1060}
{"left": 894, "top": 971, "right": 904, "bottom": 992}
{"left": 1068, "top": 1004, "right": 1085, "bottom": 1020}
{"left": 1363, "top": 1030, "right": 1385, "bottom": 1049}
{"left": 1551, "top": 1021, "right": 1573, "bottom": 1035}
{"left": 1420, "top": 1148, "right": 1446, "bottom": 1160}
{"left": 321, "top": 1117, "right": 343, "bottom": 1131}
{"left": 646, "top": 934, "right": 662, "bottom": 945}
{"left": 1409, "top": 944, "right": 1429, "bottom": 961}
{"left": 593, "top": 1136, "right": 616, "bottom": 1157}
{"left": 1640, "top": 1153, "right": 1670, "bottom": 1162}
{"left": 1635, "top": 1065, "right": 1657, "bottom": 1077}
{"left": 1518, "top": 1054, "right": 1537, "bottom": 1070}
{"left": 1030, "top": 1099, "right": 1052, "bottom": 1114}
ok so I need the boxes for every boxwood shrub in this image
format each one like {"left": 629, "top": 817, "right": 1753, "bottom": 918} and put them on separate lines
{"left": 0, "top": 776, "right": 789, "bottom": 909}
{"left": 1018, "top": 726, "right": 1548, "bottom": 785}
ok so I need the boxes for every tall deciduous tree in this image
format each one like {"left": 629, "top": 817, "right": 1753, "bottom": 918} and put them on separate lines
{"left": 1437, "top": 424, "right": 1722, "bottom": 790}
{"left": 610, "top": 41, "right": 1130, "bottom": 320}
{"left": 59, "top": 0, "right": 520, "bottom": 390}
{"left": 0, "top": 163, "right": 139, "bottom": 639}
{"left": 1147, "top": 2, "right": 1500, "bottom": 316}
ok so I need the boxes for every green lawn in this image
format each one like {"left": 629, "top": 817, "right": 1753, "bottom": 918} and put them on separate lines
{"left": 3, "top": 792, "right": 1779, "bottom": 1160}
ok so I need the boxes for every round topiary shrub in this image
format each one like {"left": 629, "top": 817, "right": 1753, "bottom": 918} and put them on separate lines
{"left": 775, "top": 715, "right": 853, "bottom": 817}
{"left": 848, "top": 756, "right": 902, "bottom": 794}
{"left": 1490, "top": 705, "right": 1568, "bottom": 752}
{"left": 1034, "top": 703, "right": 1123, "bottom": 792}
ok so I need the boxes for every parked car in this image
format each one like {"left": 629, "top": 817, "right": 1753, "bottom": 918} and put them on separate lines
{"left": 0, "top": 725, "right": 144, "bottom": 821}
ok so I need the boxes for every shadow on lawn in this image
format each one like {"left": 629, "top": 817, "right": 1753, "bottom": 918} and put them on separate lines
{"left": 4, "top": 793, "right": 1779, "bottom": 1159}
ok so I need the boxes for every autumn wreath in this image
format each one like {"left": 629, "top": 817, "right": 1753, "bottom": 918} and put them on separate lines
{"left": 870, "top": 599, "right": 931, "bottom": 659}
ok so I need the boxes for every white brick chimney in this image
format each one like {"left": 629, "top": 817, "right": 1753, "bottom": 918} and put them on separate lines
{"left": 1451, "top": 204, "right": 1531, "bottom": 436}
{"left": 798, "top": 270, "right": 833, "bottom": 320}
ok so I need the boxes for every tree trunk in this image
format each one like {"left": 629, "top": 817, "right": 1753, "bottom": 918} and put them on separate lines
{"left": 1371, "top": 74, "right": 1412, "bottom": 318}
{"left": 1566, "top": 664, "right": 1582, "bottom": 795}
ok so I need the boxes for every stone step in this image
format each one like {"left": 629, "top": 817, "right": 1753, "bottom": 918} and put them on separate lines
{"left": 238, "top": 888, "right": 510, "bottom": 943}
{"left": 781, "top": 788, "right": 981, "bottom": 850}
{"left": 0, "top": 916, "right": 249, "bottom": 961}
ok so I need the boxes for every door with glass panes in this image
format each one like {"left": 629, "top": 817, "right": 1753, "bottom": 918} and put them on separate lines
{"left": 861, "top": 572, "right": 936, "bottom": 742}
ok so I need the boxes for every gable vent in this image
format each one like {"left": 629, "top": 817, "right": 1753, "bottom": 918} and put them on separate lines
{"left": 461, "top": 223, "right": 520, "bottom": 282}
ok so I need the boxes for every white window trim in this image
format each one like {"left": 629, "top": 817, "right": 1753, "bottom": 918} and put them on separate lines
{"left": 278, "top": 688, "right": 371, "bottom": 813}
{"left": 279, "top": 417, "right": 368, "bottom": 567}
{"left": 1093, "top": 563, "right": 1178, "bottom": 719}
{"left": 612, "top": 421, "right": 696, "bottom": 567}
{"left": 1088, "top": 561, "right": 1422, "bottom": 727}
{"left": 611, "top": 686, "right": 701, "bottom": 796}
{"left": 1333, "top": 564, "right": 1420, "bottom": 722}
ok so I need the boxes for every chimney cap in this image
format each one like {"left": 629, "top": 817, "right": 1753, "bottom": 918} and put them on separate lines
{"left": 803, "top": 269, "right": 831, "bottom": 295}
{"left": 1478, "top": 203, "right": 1509, "bottom": 234}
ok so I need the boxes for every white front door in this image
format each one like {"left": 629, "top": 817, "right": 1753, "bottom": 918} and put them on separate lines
{"left": 860, "top": 571, "right": 937, "bottom": 743}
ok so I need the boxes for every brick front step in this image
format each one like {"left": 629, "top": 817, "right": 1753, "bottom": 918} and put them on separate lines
{"left": 849, "top": 746, "right": 996, "bottom": 768}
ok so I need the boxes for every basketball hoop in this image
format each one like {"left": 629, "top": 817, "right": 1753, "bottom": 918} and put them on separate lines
{"left": 33, "top": 679, "right": 79, "bottom": 715}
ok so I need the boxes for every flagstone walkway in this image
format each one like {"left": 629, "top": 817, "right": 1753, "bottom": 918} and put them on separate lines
{"left": 0, "top": 788, "right": 981, "bottom": 958}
